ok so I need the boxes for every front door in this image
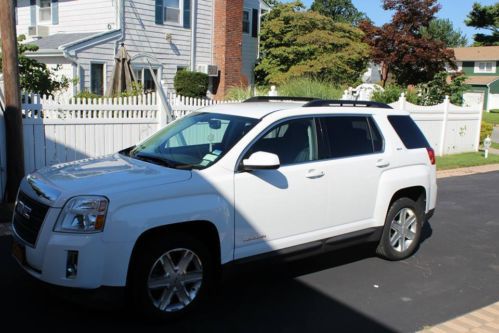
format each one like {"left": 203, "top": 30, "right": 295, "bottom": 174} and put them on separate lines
{"left": 234, "top": 117, "right": 328, "bottom": 259}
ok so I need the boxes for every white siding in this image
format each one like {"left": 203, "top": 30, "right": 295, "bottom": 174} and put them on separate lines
{"left": 194, "top": 0, "right": 214, "bottom": 67}
{"left": 122, "top": 0, "right": 214, "bottom": 89}
{"left": 76, "top": 39, "right": 117, "bottom": 93}
{"left": 242, "top": 0, "right": 260, "bottom": 85}
{"left": 16, "top": 0, "right": 117, "bottom": 40}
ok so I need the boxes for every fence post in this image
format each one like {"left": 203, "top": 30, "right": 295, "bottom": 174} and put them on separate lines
{"left": 268, "top": 85, "right": 278, "bottom": 96}
{"left": 475, "top": 98, "right": 485, "bottom": 152}
{"left": 399, "top": 93, "right": 407, "bottom": 111}
{"left": 438, "top": 95, "right": 450, "bottom": 157}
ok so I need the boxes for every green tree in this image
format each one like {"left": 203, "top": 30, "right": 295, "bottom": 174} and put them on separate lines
{"left": 0, "top": 35, "right": 69, "bottom": 96}
{"left": 420, "top": 19, "right": 468, "bottom": 48}
{"left": 465, "top": 2, "right": 499, "bottom": 46}
{"left": 310, "top": 0, "right": 367, "bottom": 25}
{"left": 255, "top": 1, "right": 369, "bottom": 85}
{"left": 417, "top": 72, "right": 469, "bottom": 106}
{"left": 360, "top": 0, "right": 455, "bottom": 87}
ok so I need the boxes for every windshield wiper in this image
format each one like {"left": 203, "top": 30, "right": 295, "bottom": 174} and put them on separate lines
{"left": 132, "top": 153, "right": 178, "bottom": 169}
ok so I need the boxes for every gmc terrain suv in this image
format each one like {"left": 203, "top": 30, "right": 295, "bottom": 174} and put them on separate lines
{"left": 12, "top": 97, "right": 437, "bottom": 320}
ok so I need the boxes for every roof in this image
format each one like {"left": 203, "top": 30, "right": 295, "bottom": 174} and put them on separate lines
{"left": 197, "top": 101, "right": 402, "bottom": 119}
{"left": 465, "top": 76, "right": 499, "bottom": 86}
{"left": 199, "top": 102, "right": 310, "bottom": 119}
{"left": 452, "top": 46, "right": 499, "bottom": 61}
{"left": 27, "top": 33, "right": 97, "bottom": 52}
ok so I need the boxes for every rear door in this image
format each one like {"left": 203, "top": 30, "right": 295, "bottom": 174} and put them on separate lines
{"left": 319, "top": 115, "right": 387, "bottom": 227}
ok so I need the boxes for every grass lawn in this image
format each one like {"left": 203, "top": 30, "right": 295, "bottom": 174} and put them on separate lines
{"left": 437, "top": 152, "right": 499, "bottom": 170}
{"left": 482, "top": 111, "right": 499, "bottom": 125}
{"left": 492, "top": 142, "right": 499, "bottom": 150}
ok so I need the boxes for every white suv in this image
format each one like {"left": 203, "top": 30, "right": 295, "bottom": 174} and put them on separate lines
{"left": 12, "top": 97, "right": 437, "bottom": 319}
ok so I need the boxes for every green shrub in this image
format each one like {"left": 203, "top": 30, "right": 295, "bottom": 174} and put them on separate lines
{"left": 371, "top": 84, "right": 404, "bottom": 104}
{"left": 75, "top": 91, "right": 102, "bottom": 99}
{"left": 225, "top": 86, "right": 265, "bottom": 101}
{"left": 278, "top": 78, "right": 343, "bottom": 99}
{"left": 490, "top": 109, "right": 499, "bottom": 113}
{"left": 174, "top": 71, "right": 209, "bottom": 98}
{"left": 481, "top": 121, "right": 494, "bottom": 144}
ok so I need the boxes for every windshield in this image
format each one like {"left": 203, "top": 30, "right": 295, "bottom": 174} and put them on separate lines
{"left": 126, "top": 112, "right": 258, "bottom": 170}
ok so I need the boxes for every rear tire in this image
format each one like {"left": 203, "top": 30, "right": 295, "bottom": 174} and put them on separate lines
{"left": 129, "top": 232, "right": 214, "bottom": 321}
{"left": 376, "top": 197, "right": 424, "bottom": 261}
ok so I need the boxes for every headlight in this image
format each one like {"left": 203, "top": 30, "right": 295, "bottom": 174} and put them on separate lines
{"left": 54, "top": 196, "right": 109, "bottom": 233}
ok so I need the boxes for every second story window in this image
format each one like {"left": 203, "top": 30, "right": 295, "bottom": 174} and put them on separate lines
{"left": 164, "top": 0, "right": 181, "bottom": 24}
{"left": 475, "top": 61, "right": 495, "bottom": 74}
{"left": 39, "top": 0, "right": 52, "bottom": 24}
{"left": 242, "top": 10, "right": 250, "bottom": 34}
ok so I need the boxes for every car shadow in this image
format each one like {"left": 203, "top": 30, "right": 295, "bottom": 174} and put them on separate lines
{"left": 0, "top": 236, "right": 395, "bottom": 332}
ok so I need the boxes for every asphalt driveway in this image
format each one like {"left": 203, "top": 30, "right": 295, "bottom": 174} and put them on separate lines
{"left": 0, "top": 172, "right": 498, "bottom": 332}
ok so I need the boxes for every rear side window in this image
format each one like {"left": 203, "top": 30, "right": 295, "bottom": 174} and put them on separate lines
{"left": 320, "top": 116, "right": 383, "bottom": 159}
{"left": 388, "top": 116, "right": 430, "bottom": 149}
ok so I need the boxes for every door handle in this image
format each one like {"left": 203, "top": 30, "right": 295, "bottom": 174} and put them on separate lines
{"left": 376, "top": 159, "right": 390, "bottom": 168}
{"left": 306, "top": 169, "right": 325, "bottom": 179}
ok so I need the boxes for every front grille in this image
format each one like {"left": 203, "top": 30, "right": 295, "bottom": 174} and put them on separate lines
{"left": 13, "top": 191, "right": 50, "bottom": 247}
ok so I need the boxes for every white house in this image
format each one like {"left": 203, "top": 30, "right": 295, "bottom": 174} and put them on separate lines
{"left": 15, "top": 0, "right": 270, "bottom": 98}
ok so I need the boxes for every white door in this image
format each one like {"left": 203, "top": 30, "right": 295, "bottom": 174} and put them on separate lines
{"left": 319, "top": 116, "right": 386, "bottom": 227}
{"left": 234, "top": 117, "right": 328, "bottom": 259}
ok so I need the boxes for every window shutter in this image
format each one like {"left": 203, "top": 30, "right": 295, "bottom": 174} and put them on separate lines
{"left": 183, "top": 0, "right": 191, "bottom": 29}
{"left": 51, "top": 0, "right": 59, "bottom": 25}
{"left": 155, "top": 0, "right": 164, "bottom": 25}
{"left": 251, "top": 9, "right": 258, "bottom": 38}
{"left": 30, "top": 0, "right": 36, "bottom": 26}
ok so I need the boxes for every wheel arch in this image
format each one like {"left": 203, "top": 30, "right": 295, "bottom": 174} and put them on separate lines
{"left": 126, "top": 220, "right": 222, "bottom": 287}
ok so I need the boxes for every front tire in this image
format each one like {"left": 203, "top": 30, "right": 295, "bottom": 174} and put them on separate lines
{"left": 376, "top": 197, "right": 424, "bottom": 261}
{"left": 129, "top": 233, "right": 214, "bottom": 321}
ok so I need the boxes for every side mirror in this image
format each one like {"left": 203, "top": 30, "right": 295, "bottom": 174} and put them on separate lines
{"left": 242, "top": 152, "right": 280, "bottom": 171}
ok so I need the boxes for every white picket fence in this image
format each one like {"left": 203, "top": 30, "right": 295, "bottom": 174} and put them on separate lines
{"left": 0, "top": 90, "right": 238, "bottom": 201}
{"left": 390, "top": 94, "right": 483, "bottom": 156}
{"left": 0, "top": 88, "right": 484, "bottom": 202}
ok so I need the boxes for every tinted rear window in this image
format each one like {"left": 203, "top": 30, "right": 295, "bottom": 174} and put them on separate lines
{"left": 388, "top": 116, "right": 430, "bottom": 149}
{"left": 321, "top": 116, "right": 382, "bottom": 158}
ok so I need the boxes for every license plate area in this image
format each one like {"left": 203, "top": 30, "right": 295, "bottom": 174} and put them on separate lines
{"left": 12, "top": 241, "right": 26, "bottom": 265}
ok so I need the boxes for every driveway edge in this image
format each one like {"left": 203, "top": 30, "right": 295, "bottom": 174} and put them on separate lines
{"left": 419, "top": 301, "right": 499, "bottom": 332}
{"left": 437, "top": 164, "right": 499, "bottom": 179}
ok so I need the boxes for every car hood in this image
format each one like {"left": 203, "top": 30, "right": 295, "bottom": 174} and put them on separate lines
{"left": 21, "top": 154, "right": 192, "bottom": 207}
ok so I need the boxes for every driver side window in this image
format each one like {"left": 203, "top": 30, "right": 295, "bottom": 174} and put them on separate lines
{"left": 245, "top": 118, "right": 318, "bottom": 166}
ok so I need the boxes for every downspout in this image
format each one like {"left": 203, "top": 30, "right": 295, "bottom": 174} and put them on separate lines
{"left": 190, "top": 0, "right": 197, "bottom": 71}
{"left": 115, "top": 0, "right": 126, "bottom": 52}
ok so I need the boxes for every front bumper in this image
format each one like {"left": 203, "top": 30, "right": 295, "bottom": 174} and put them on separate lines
{"left": 12, "top": 208, "right": 134, "bottom": 289}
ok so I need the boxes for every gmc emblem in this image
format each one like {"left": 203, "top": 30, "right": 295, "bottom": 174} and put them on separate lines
{"left": 16, "top": 201, "right": 32, "bottom": 220}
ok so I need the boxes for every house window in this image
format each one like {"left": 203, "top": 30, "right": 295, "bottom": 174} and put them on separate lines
{"left": 90, "top": 63, "right": 105, "bottom": 96}
{"left": 475, "top": 61, "right": 495, "bottom": 74}
{"left": 133, "top": 68, "right": 159, "bottom": 93}
{"left": 242, "top": 10, "right": 250, "bottom": 34}
{"left": 164, "top": 0, "right": 181, "bottom": 24}
{"left": 39, "top": 0, "right": 51, "bottom": 23}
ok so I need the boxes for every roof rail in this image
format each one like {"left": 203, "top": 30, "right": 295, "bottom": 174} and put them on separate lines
{"left": 302, "top": 100, "right": 392, "bottom": 109}
{"left": 243, "top": 96, "right": 319, "bottom": 103}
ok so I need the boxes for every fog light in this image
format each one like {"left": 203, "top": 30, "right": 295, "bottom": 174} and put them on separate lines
{"left": 66, "top": 250, "right": 78, "bottom": 279}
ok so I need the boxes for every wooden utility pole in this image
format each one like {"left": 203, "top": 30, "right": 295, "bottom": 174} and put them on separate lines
{"left": 0, "top": 0, "right": 25, "bottom": 202}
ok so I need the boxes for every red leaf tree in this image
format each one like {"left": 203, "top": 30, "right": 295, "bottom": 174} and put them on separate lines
{"left": 360, "top": 0, "right": 455, "bottom": 87}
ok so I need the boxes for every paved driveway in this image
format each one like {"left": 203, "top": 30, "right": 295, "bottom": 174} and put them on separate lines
{"left": 1, "top": 172, "right": 498, "bottom": 332}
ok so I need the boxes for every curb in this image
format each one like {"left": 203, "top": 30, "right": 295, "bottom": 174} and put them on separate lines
{"left": 437, "top": 164, "right": 499, "bottom": 179}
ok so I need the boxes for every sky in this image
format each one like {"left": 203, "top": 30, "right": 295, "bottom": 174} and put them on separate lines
{"left": 296, "top": 0, "right": 498, "bottom": 45}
